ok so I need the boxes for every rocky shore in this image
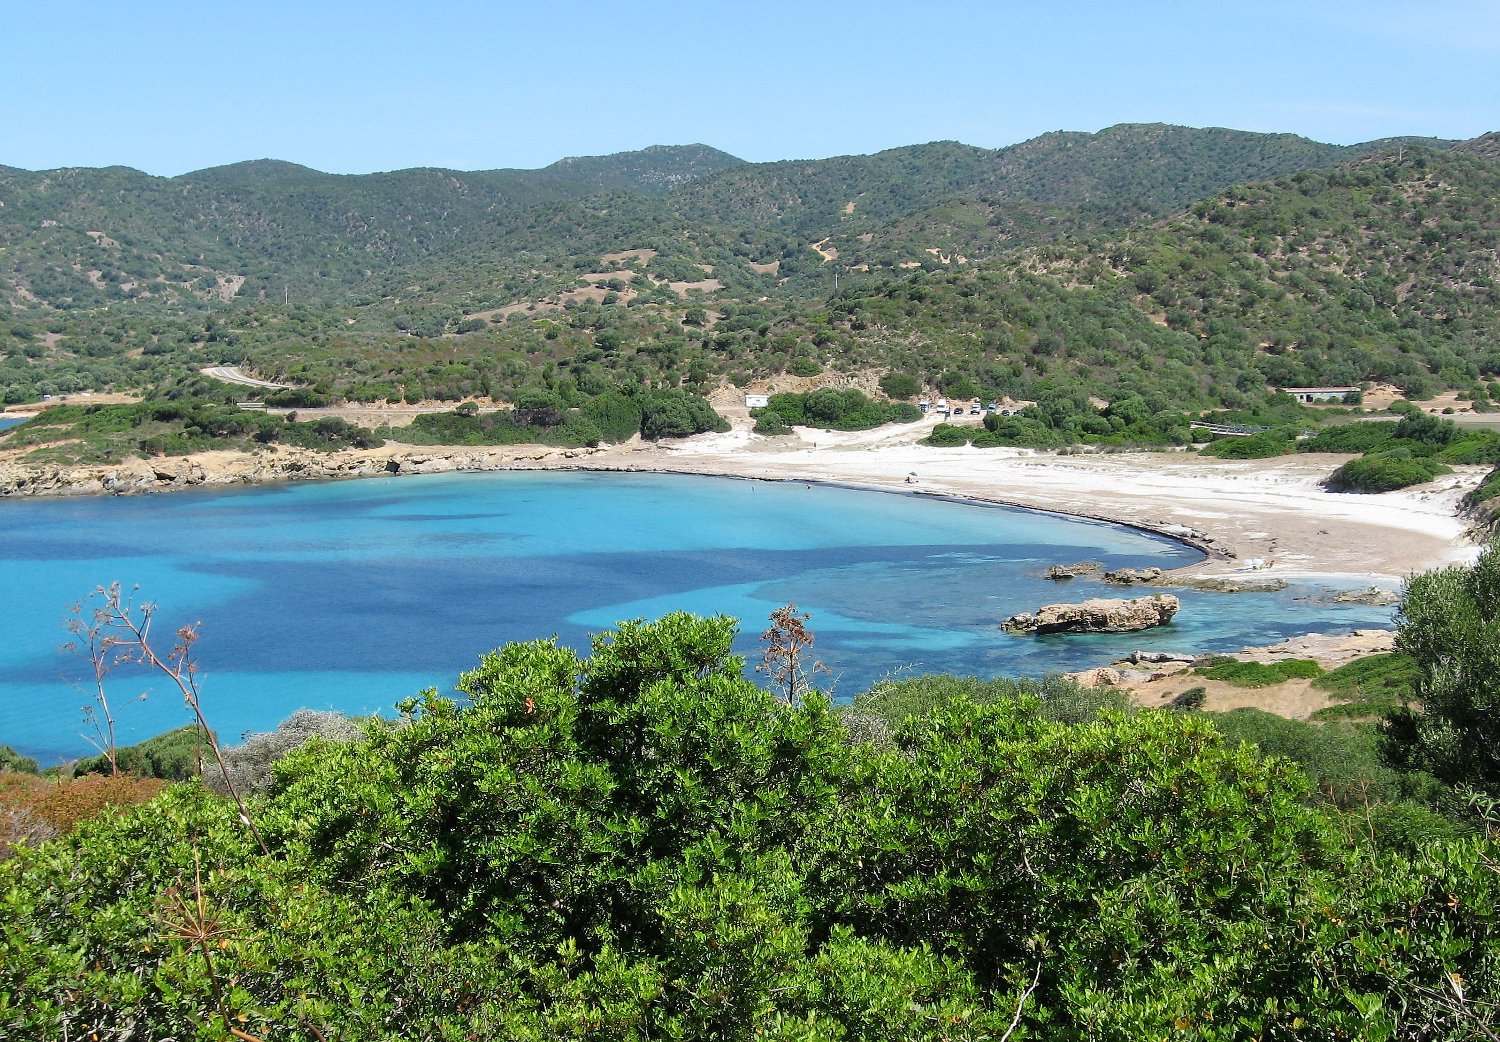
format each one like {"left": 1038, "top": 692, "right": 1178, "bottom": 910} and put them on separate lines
{"left": 0, "top": 443, "right": 604, "bottom": 498}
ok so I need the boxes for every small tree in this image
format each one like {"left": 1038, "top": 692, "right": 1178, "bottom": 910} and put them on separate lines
{"left": 1384, "top": 541, "right": 1500, "bottom": 793}
{"left": 757, "top": 604, "right": 827, "bottom": 705}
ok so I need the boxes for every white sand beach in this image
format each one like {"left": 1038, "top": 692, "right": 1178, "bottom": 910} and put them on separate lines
{"left": 599, "top": 411, "right": 1485, "bottom": 585}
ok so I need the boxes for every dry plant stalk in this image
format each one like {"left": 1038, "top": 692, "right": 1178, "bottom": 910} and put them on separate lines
{"left": 63, "top": 596, "right": 149, "bottom": 776}
{"left": 757, "top": 604, "right": 828, "bottom": 705}
{"left": 78, "top": 582, "right": 269, "bottom": 856}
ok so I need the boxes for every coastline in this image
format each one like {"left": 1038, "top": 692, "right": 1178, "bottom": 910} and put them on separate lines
{"left": 1, "top": 416, "right": 1485, "bottom": 587}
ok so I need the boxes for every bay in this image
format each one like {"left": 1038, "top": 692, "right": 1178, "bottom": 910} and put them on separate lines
{"left": 0, "top": 471, "right": 1393, "bottom": 764}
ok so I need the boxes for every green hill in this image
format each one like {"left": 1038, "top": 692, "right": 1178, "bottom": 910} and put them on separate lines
{"left": 3, "top": 126, "right": 1499, "bottom": 417}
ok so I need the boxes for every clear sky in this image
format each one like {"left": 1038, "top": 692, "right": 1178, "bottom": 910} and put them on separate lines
{"left": 5, "top": 0, "right": 1498, "bottom": 176}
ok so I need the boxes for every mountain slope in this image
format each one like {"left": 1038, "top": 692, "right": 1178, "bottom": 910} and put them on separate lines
{"left": 1, "top": 125, "right": 1455, "bottom": 313}
{"left": 791, "top": 144, "right": 1500, "bottom": 408}
{"left": 543, "top": 144, "right": 746, "bottom": 193}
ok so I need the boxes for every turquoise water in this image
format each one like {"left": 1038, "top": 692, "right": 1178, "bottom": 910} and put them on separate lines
{"left": 0, "top": 417, "right": 27, "bottom": 432}
{"left": 0, "top": 471, "right": 1393, "bottom": 764}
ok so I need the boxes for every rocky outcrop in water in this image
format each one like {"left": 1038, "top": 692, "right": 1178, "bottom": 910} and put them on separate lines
{"left": 1004, "top": 594, "right": 1181, "bottom": 635}
{"left": 1102, "top": 567, "right": 1163, "bottom": 585}
{"left": 1044, "top": 561, "right": 1103, "bottom": 580}
{"left": 1332, "top": 586, "right": 1400, "bottom": 606}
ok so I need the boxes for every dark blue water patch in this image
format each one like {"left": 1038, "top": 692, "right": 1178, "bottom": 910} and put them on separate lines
{"left": 0, "top": 416, "right": 28, "bottom": 432}
{"left": 0, "top": 470, "right": 1391, "bottom": 764}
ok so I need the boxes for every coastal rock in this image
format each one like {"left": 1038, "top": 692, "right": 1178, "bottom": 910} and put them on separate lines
{"left": 1332, "top": 586, "right": 1400, "bottom": 606}
{"left": 1004, "top": 594, "right": 1180, "bottom": 635}
{"left": 1102, "top": 566, "right": 1162, "bottom": 585}
{"left": 1128, "top": 649, "right": 1197, "bottom": 665}
{"left": 1174, "top": 574, "right": 1288, "bottom": 594}
{"left": 1081, "top": 667, "right": 1123, "bottom": 687}
{"left": 1044, "top": 561, "right": 1102, "bottom": 581}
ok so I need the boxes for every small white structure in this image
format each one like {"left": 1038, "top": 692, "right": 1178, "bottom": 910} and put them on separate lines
{"left": 1283, "top": 386, "right": 1360, "bottom": 404}
{"left": 744, "top": 393, "right": 771, "bottom": 409}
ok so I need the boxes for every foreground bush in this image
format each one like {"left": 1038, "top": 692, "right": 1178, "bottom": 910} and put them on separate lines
{"left": 2, "top": 614, "right": 1497, "bottom": 1040}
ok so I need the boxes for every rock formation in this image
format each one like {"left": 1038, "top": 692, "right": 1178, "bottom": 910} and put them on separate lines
{"left": 1102, "top": 567, "right": 1162, "bottom": 585}
{"left": 1004, "top": 594, "right": 1181, "bottom": 635}
{"left": 1044, "top": 561, "right": 1103, "bottom": 580}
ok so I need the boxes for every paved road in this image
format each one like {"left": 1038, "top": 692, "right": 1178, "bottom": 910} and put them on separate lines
{"left": 201, "top": 366, "right": 289, "bottom": 390}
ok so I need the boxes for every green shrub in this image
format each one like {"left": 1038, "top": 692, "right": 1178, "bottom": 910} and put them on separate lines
{"left": 0, "top": 744, "right": 38, "bottom": 774}
{"left": 263, "top": 387, "right": 329, "bottom": 409}
{"left": 637, "top": 389, "right": 728, "bottom": 439}
{"left": 1311, "top": 652, "right": 1416, "bottom": 720}
{"left": 1169, "top": 686, "right": 1207, "bottom": 711}
{"left": 1205, "top": 709, "right": 1456, "bottom": 847}
{"left": 72, "top": 725, "right": 210, "bottom": 781}
{"left": 1436, "top": 430, "right": 1500, "bottom": 465}
{"left": 922, "top": 422, "right": 971, "bottom": 446}
{"left": 1198, "top": 658, "right": 1324, "bottom": 687}
{"left": 752, "top": 409, "right": 792, "bottom": 435}
{"left": 1299, "top": 421, "right": 1397, "bottom": 454}
{"left": 580, "top": 391, "right": 643, "bottom": 443}
{"left": 849, "top": 673, "right": 1128, "bottom": 734}
{"left": 766, "top": 389, "right": 919, "bottom": 431}
{"left": 1326, "top": 448, "right": 1451, "bottom": 492}
{"left": 1200, "top": 429, "right": 1296, "bottom": 458}
{"left": 878, "top": 373, "right": 921, "bottom": 399}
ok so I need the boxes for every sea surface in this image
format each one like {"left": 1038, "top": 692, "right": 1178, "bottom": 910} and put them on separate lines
{"left": 0, "top": 471, "right": 1395, "bottom": 764}
{"left": 0, "top": 416, "right": 28, "bottom": 432}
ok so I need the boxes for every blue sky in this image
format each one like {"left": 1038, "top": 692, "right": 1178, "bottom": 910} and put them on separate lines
{"left": 5, "top": 0, "right": 1498, "bottom": 176}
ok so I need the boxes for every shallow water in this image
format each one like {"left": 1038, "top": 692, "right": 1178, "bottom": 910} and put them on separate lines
{"left": 0, "top": 471, "right": 1393, "bottom": 763}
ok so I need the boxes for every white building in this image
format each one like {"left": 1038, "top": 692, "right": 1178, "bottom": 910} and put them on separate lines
{"left": 1282, "top": 386, "right": 1360, "bottom": 404}
{"left": 745, "top": 393, "right": 771, "bottom": 408}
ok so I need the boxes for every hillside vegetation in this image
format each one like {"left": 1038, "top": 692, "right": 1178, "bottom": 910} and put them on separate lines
{"left": 4, "top": 125, "right": 1500, "bottom": 469}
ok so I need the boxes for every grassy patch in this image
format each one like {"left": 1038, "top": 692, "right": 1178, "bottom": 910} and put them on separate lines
{"left": 1311, "top": 652, "right": 1416, "bottom": 720}
{"left": 1197, "top": 657, "right": 1324, "bottom": 687}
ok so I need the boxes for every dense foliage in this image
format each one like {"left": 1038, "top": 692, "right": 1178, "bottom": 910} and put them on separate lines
{"left": 1385, "top": 541, "right": 1500, "bottom": 792}
{"left": 4, "top": 612, "right": 1499, "bottom": 1040}
{"left": 0, "top": 388, "right": 384, "bottom": 465}
{"left": 71, "top": 725, "right": 208, "bottom": 782}
{"left": 758, "top": 388, "right": 920, "bottom": 431}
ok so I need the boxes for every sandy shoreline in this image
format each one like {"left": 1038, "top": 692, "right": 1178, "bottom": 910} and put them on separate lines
{"left": 598, "top": 417, "right": 1485, "bottom": 586}
{"left": 1, "top": 412, "right": 1485, "bottom": 587}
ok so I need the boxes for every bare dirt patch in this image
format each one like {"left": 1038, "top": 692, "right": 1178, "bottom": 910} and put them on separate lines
{"left": 666, "top": 279, "right": 723, "bottom": 296}
{"left": 1094, "top": 630, "right": 1397, "bottom": 720}
{"left": 747, "top": 260, "right": 780, "bottom": 275}
{"left": 85, "top": 231, "right": 120, "bottom": 248}
{"left": 810, "top": 240, "right": 839, "bottom": 263}
{"left": 215, "top": 274, "right": 246, "bottom": 302}
{"left": 601, "top": 248, "right": 656, "bottom": 267}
